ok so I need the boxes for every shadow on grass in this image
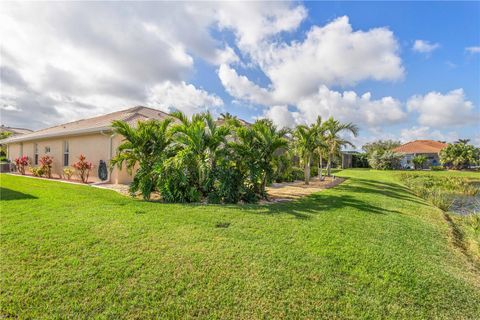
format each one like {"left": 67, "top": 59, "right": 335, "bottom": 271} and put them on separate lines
{"left": 0, "top": 187, "right": 38, "bottom": 201}
{"left": 234, "top": 179, "right": 409, "bottom": 220}
{"left": 131, "top": 174, "right": 421, "bottom": 221}
{"left": 345, "top": 178, "right": 427, "bottom": 206}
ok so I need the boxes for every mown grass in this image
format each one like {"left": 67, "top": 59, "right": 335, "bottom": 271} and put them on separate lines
{"left": 1, "top": 170, "right": 480, "bottom": 319}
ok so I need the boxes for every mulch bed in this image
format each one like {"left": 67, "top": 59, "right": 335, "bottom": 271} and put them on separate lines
{"left": 81, "top": 176, "right": 346, "bottom": 204}
{"left": 263, "top": 176, "right": 345, "bottom": 203}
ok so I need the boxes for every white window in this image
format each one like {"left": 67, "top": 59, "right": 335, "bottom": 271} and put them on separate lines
{"left": 63, "top": 141, "right": 69, "bottom": 166}
{"left": 34, "top": 143, "right": 38, "bottom": 165}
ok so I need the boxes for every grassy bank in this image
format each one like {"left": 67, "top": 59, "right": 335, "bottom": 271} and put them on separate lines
{"left": 1, "top": 170, "right": 480, "bottom": 319}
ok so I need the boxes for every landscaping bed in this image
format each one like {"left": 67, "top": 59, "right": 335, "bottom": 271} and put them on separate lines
{"left": 95, "top": 176, "right": 346, "bottom": 203}
{"left": 7, "top": 172, "right": 94, "bottom": 185}
{"left": 265, "top": 176, "right": 345, "bottom": 202}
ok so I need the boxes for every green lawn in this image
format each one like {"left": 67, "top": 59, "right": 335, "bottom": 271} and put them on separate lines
{"left": 1, "top": 170, "right": 479, "bottom": 319}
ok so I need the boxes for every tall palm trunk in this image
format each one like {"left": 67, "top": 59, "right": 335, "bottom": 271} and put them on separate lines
{"left": 304, "top": 155, "right": 311, "bottom": 185}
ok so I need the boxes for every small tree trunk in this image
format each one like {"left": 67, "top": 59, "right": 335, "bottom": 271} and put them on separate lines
{"left": 318, "top": 153, "right": 323, "bottom": 180}
{"left": 327, "top": 153, "right": 331, "bottom": 176}
{"left": 304, "top": 155, "right": 311, "bottom": 185}
{"left": 261, "top": 172, "right": 268, "bottom": 198}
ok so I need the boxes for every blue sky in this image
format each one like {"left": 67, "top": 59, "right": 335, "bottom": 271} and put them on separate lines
{"left": 1, "top": 1, "right": 479, "bottom": 147}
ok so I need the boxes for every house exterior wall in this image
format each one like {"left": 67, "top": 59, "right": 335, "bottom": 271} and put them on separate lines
{"left": 341, "top": 153, "right": 353, "bottom": 169}
{"left": 400, "top": 153, "right": 441, "bottom": 169}
{"left": 6, "top": 132, "right": 134, "bottom": 184}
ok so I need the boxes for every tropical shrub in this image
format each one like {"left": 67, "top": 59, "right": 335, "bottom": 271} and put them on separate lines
{"left": 110, "top": 112, "right": 359, "bottom": 203}
{"left": 73, "top": 155, "right": 93, "bottom": 183}
{"left": 352, "top": 153, "right": 369, "bottom": 168}
{"left": 30, "top": 166, "right": 44, "bottom": 177}
{"left": 14, "top": 156, "right": 29, "bottom": 175}
{"left": 111, "top": 118, "right": 173, "bottom": 199}
{"left": 291, "top": 167, "right": 305, "bottom": 181}
{"left": 169, "top": 112, "right": 230, "bottom": 199}
{"left": 412, "top": 155, "right": 427, "bottom": 170}
{"left": 363, "top": 140, "right": 402, "bottom": 169}
{"left": 39, "top": 155, "right": 54, "bottom": 178}
{"left": 208, "top": 159, "right": 244, "bottom": 204}
{"left": 431, "top": 165, "right": 445, "bottom": 171}
{"left": 368, "top": 150, "right": 402, "bottom": 170}
{"left": 231, "top": 119, "right": 288, "bottom": 199}
{"left": 272, "top": 152, "right": 296, "bottom": 183}
{"left": 63, "top": 167, "right": 74, "bottom": 180}
{"left": 440, "top": 142, "right": 479, "bottom": 170}
{"left": 157, "top": 150, "right": 200, "bottom": 203}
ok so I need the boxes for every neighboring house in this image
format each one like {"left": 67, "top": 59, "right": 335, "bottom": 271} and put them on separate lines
{"left": 340, "top": 151, "right": 358, "bottom": 169}
{"left": 0, "top": 125, "right": 33, "bottom": 136}
{"left": 393, "top": 140, "right": 448, "bottom": 169}
{"left": 0, "top": 106, "right": 169, "bottom": 184}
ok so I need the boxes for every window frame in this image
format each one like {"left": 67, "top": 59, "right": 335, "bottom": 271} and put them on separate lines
{"left": 63, "top": 140, "right": 69, "bottom": 166}
{"left": 34, "top": 143, "right": 39, "bottom": 165}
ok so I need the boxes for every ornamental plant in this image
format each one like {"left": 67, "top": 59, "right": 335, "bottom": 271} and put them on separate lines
{"left": 440, "top": 142, "right": 479, "bottom": 170}
{"left": 39, "top": 155, "right": 54, "bottom": 178}
{"left": 15, "top": 156, "right": 29, "bottom": 175}
{"left": 30, "top": 166, "right": 44, "bottom": 177}
{"left": 73, "top": 155, "right": 93, "bottom": 183}
{"left": 412, "top": 155, "right": 427, "bottom": 170}
{"left": 63, "top": 167, "right": 74, "bottom": 180}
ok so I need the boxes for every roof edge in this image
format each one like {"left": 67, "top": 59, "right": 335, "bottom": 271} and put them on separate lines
{"left": 0, "top": 126, "right": 112, "bottom": 144}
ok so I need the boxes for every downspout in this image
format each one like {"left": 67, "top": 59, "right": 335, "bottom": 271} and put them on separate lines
{"left": 100, "top": 130, "right": 116, "bottom": 183}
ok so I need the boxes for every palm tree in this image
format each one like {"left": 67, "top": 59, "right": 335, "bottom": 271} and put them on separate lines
{"left": 313, "top": 116, "right": 328, "bottom": 181}
{"left": 170, "top": 111, "right": 229, "bottom": 195}
{"left": 293, "top": 124, "right": 317, "bottom": 185}
{"left": 111, "top": 118, "right": 173, "bottom": 199}
{"left": 253, "top": 120, "right": 289, "bottom": 195}
{"left": 455, "top": 139, "right": 470, "bottom": 145}
{"left": 323, "top": 117, "right": 359, "bottom": 176}
{"left": 232, "top": 119, "right": 288, "bottom": 198}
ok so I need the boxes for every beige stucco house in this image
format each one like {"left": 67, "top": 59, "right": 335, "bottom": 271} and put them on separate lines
{"left": 392, "top": 140, "right": 448, "bottom": 169}
{"left": 1, "top": 106, "right": 169, "bottom": 184}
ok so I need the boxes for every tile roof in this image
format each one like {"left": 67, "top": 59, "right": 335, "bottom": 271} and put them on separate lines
{"left": 392, "top": 140, "right": 448, "bottom": 154}
{"left": 0, "top": 125, "right": 33, "bottom": 135}
{"left": 1, "top": 106, "right": 170, "bottom": 143}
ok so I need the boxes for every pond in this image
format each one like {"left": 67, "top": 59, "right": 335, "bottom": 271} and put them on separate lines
{"left": 449, "top": 195, "right": 480, "bottom": 216}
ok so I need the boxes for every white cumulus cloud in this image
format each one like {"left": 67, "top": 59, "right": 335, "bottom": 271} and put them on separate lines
{"left": 218, "top": 16, "right": 404, "bottom": 106}
{"left": 296, "top": 86, "right": 406, "bottom": 126}
{"left": 407, "top": 89, "right": 479, "bottom": 128}
{"left": 218, "top": 64, "right": 274, "bottom": 106}
{"left": 412, "top": 40, "right": 440, "bottom": 53}
{"left": 400, "top": 126, "right": 459, "bottom": 143}
{"left": 216, "top": 2, "right": 307, "bottom": 50}
{"left": 261, "top": 105, "right": 302, "bottom": 129}
{"left": 147, "top": 81, "right": 223, "bottom": 116}
{"left": 265, "top": 16, "right": 404, "bottom": 103}
{"left": 260, "top": 85, "right": 406, "bottom": 130}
